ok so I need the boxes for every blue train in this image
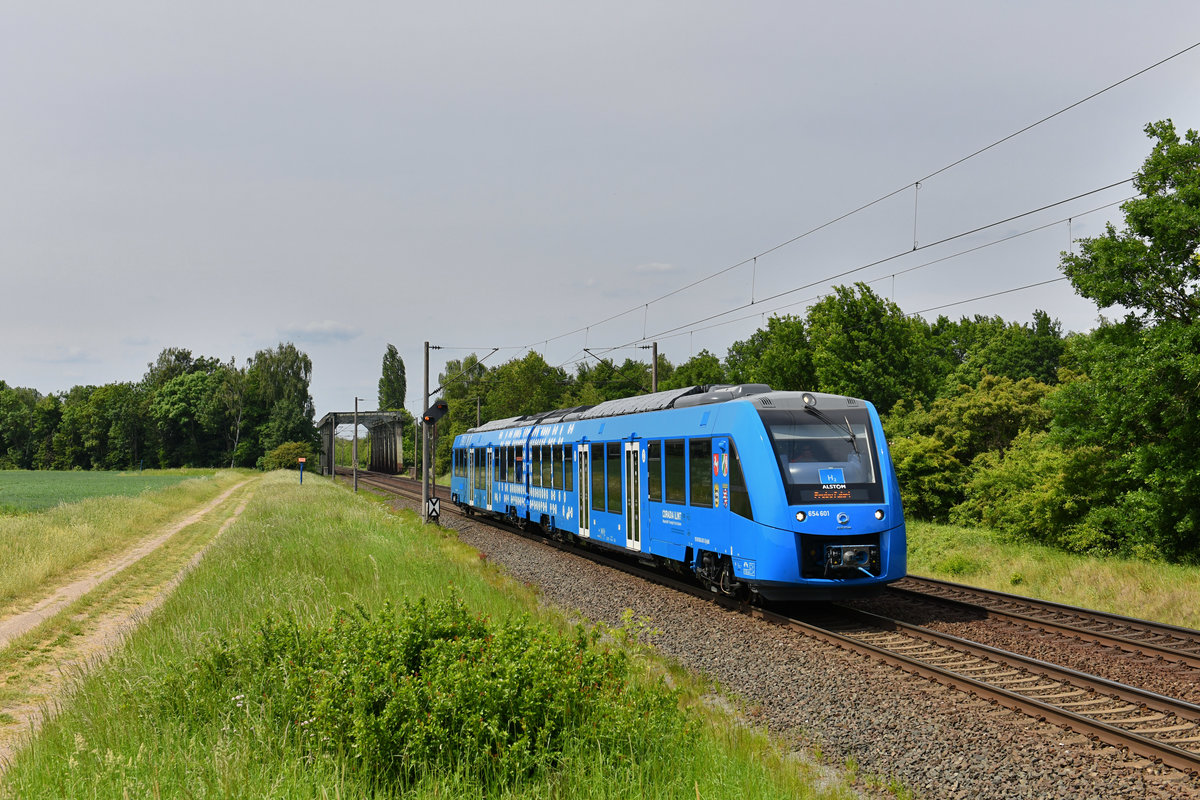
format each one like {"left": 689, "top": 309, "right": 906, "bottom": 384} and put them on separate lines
{"left": 449, "top": 384, "right": 906, "bottom": 600}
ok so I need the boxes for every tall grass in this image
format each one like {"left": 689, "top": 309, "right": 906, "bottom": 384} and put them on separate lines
{"left": 907, "top": 519, "right": 1200, "bottom": 629}
{"left": 2, "top": 472, "right": 857, "bottom": 799}
{"left": 0, "top": 470, "right": 249, "bottom": 613}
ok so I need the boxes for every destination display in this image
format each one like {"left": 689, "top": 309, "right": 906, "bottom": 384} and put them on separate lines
{"left": 804, "top": 487, "right": 869, "bottom": 502}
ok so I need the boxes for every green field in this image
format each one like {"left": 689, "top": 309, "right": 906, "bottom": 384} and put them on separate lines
{"left": 0, "top": 470, "right": 215, "bottom": 514}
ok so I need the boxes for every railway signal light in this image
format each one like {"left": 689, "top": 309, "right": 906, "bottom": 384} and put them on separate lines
{"left": 422, "top": 401, "right": 448, "bottom": 424}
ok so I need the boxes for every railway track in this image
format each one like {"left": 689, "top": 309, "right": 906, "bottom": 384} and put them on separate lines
{"left": 889, "top": 576, "right": 1200, "bottom": 670}
{"left": 344, "top": 468, "right": 1200, "bottom": 775}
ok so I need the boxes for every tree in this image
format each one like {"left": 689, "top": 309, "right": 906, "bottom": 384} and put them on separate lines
{"left": 806, "top": 283, "right": 933, "bottom": 413}
{"left": 378, "top": 344, "right": 407, "bottom": 411}
{"left": 205, "top": 362, "right": 248, "bottom": 468}
{"left": 1047, "top": 321, "right": 1200, "bottom": 559}
{"left": 151, "top": 371, "right": 218, "bottom": 466}
{"left": 0, "top": 382, "right": 39, "bottom": 469}
{"left": 725, "top": 315, "right": 813, "bottom": 389}
{"left": 244, "top": 342, "right": 318, "bottom": 464}
{"left": 1061, "top": 120, "right": 1200, "bottom": 325}
{"left": 661, "top": 350, "right": 725, "bottom": 390}
{"left": 928, "top": 311, "right": 1065, "bottom": 389}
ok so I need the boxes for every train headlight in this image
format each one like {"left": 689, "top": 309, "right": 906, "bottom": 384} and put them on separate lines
{"left": 795, "top": 511, "right": 807, "bottom": 522}
{"left": 874, "top": 509, "right": 885, "bottom": 520}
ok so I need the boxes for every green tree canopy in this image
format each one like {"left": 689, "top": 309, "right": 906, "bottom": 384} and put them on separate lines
{"left": 661, "top": 350, "right": 725, "bottom": 390}
{"left": 806, "top": 283, "right": 933, "bottom": 413}
{"left": 1061, "top": 120, "right": 1200, "bottom": 325}
{"left": 725, "top": 314, "right": 813, "bottom": 390}
{"left": 378, "top": 344, "right": 407, "bottom": 411}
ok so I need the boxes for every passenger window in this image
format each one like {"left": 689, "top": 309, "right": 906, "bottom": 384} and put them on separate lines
{"left": 553, "top": 446, "right": 563, "bottom": 490}
{"left": 564, "top": 447, "right": 574, "bottom": 491}
{"left": 689, "top": 438, "right": 712, "bottom": 509}
{"left": 606, "top": 443, "right": 621, "bottom": 513}
{"left": 648, "top": 440, "right": 662, "bottom": 502}
{"left": 729, "top": 440, "right": 754, "bottom": 521}
{"left": 665, "top": 439, "right": 685, "bottom": 505}
{"left": 590, "top": 443, "right": 604, "bottom": 512}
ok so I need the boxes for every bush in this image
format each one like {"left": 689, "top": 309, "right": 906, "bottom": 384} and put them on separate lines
{"left": 887, "top": 433, "right": 965, "bottom": 522}
{"left": 951, "top": 431, "right": 1117, "bottom": 555}
{"left": 152, "top": 595, "right": 690, "bottom": 789}
{"left": 258, "top": 441, "right": 313, "bottom": 471}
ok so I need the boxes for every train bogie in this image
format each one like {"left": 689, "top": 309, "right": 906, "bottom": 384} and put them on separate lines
{"left": 449, "top": 385, "right": 906, "bottom": 600}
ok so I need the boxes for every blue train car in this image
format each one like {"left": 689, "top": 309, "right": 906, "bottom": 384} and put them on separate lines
{"left": 450, "top": 384, "right": 906, "bottom": 600}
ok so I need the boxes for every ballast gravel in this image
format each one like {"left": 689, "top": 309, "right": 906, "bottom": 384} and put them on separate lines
{"left": 401, "top": 500, "right": 1200, "bottom": 799}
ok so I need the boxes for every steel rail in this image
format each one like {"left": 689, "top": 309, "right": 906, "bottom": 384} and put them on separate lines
{"left": 754, "top": 605, "right": 1200, "bottom": 775}
{"left": 893, "top": 576, "right": 1200, "bottom": 669}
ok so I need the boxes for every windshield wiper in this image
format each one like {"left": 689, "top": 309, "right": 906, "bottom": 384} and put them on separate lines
{"left": 802, "top": 406, "right": 860, "bottom": 455}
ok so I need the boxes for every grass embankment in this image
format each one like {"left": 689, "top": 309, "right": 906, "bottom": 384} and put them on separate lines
{"left": 907, "top": 519, "right": 1200, "bottom": 629}
{"left": 0, "top": 470, "right": 247, "bottom": 616}
{"left": 2, "top": 472, "right": 859, "bottom": 800}
{"left": 0, "top": 469, "right": 214, "bottom": 514}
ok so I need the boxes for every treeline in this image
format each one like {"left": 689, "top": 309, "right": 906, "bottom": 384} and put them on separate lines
{"left": 435, "top": 120, "right": 1200, "bottom": 563}
{"left": 0, "top": 343, "right": 318, "bottom": 470}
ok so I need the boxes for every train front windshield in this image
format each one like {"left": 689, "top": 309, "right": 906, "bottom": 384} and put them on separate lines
{"left": 758, "top": 407, "right": 884, "bottom": 504}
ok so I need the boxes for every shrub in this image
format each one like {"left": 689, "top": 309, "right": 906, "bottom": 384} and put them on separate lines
{"left": 258, "top": 441, "right": 313, "bottom": 471}
{"left": 152, "top": 595, "right": 689, "bottom": 789}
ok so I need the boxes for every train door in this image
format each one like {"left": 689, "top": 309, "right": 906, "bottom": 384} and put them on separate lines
{"left": 486, "top": 446, "right": 494, "bottom": 512}
{"left": 467, "top": 448, "right": 475, "bottom": 507}
{"left": 624, "top": 441, "right": 642, "bottom": 552}
{"left": 577, "top": 443, "right": 590, "bottom": 538}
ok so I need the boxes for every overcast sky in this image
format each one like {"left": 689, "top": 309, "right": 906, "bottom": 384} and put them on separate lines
{"left": 3, "top": 2, "right": 1198, "bottom": 421}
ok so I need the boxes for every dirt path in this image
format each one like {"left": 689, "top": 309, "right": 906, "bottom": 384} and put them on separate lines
{"left": 0, "top": 480, "right": 256, "bottom": 773}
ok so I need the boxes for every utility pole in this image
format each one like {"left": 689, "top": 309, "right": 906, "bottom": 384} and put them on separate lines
{"left": 353, "top": 397, "right": 360, "bottom": 492}
{"left": 651, "top": 342, "right": 658, "bottom": 392}
{"left": 422, "top": 341, "right": 429, "bottom": 522}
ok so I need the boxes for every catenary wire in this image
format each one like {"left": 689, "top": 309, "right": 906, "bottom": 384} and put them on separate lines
{"left": 617, "top": 180, "right": 1131, "bottom": 346}
{"left": 518, "top": 39, "right": 1200, "bottom": 354}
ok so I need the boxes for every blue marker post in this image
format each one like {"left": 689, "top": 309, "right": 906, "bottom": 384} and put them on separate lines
{"left": 299, "top": 456, "right": 306, "bottom": 484}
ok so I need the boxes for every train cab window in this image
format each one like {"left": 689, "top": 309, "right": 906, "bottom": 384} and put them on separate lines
{"left": 606, "top": 443, "right": 621, "bottom": 513}
{"left": 689, "top": 438, "right": 712, "bottom": 509}
{"left": 590, "top": 443, "right": 604, "bottom": 512}
{"left": 729, "top": 440, "right": 754, "bottom": 520}
{"left": 759, "top": 407, "right": 882, "bottom": 504}
{"left": 647, "top": 440, "right": 662, "bottom": 502}
{"left": 564, "top": 447, "right": 574, "bottom": 491}
{"left": 664, "top": 439, "right": 685, "bottom": 505}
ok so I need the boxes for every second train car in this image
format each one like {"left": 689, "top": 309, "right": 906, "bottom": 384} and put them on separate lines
{"left": 449, "top": 384, "right": 906, "bottom": 600}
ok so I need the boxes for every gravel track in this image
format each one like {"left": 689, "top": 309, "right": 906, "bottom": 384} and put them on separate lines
{"left": 393, "top": 495, "right": 1200, "bottom": 799}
